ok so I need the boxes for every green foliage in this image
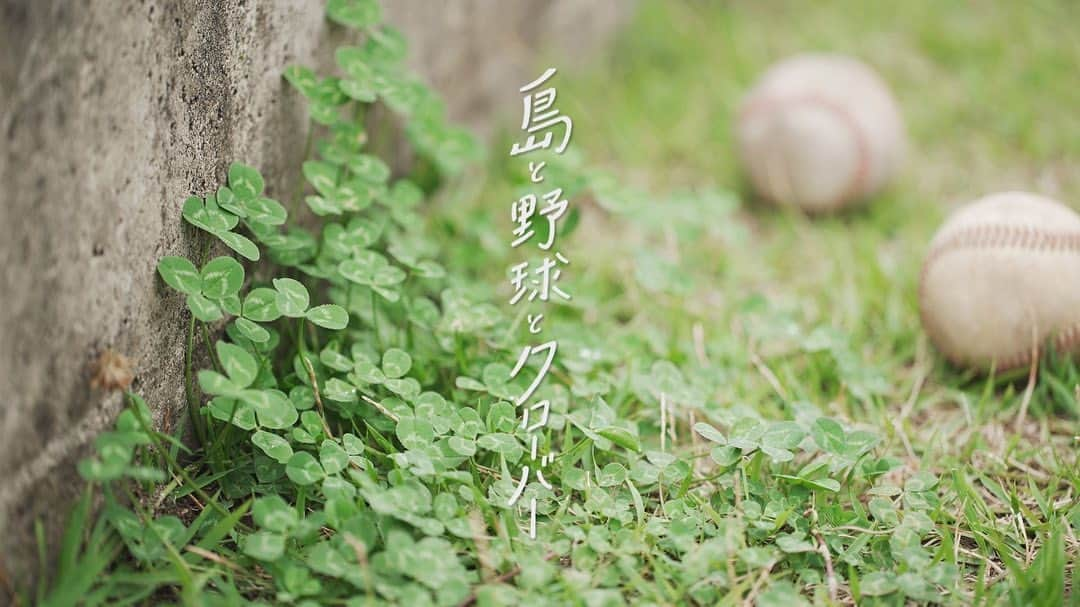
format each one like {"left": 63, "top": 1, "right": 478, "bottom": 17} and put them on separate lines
{"left": 42, "top": 0, "right": 1079, "bottom": 606}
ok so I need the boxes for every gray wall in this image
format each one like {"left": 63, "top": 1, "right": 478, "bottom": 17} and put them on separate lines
{"left": 0, "top": 0, "right": 624, "bottom": 581}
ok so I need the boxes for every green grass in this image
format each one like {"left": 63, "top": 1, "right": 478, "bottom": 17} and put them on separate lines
{"left": 448, "top": 0, "right": 1080, "bottom": 603}
{"left": 34, "top": 1, "right": 1080, "bottom": 605}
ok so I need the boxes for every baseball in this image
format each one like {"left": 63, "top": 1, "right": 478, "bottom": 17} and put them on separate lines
{"left": 735, "top": 53, "right": 905, "bottom": 212}
{"left": 919, "top": 192, "right": 1080, "bottom": 370}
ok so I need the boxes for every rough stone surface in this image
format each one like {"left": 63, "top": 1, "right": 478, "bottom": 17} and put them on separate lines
{"left": 0, "top": 0, "right": 625, "bottom": 582}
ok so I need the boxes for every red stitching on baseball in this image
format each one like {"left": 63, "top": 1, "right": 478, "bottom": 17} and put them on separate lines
{"left": 739, "top": 93, "right": 871, "bottom": 209}
{"left": 919, "top": 223, "right": 1080, "bottom": 370}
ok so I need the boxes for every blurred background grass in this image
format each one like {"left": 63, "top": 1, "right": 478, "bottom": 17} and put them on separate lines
{"left": 436, "top": 1, "right": 1080, "bottom": 594}
{"left": 453, "top": 0, "right": 1080, "bottom": 409}
{"left": 571, "top": 0, "right": 1080, "bottom": 197}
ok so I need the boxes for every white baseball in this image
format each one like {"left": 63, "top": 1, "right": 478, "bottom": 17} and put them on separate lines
{"left": 735, "top": 53, "right": 905, "bottom": 212}
{"left": 919, "top": 192, "right": 1080, "bottom": 370}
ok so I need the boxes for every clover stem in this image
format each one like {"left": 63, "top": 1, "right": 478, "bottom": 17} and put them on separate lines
{"left": 371, "top": 289, "right": 381, "bottom": 346}
{"left": 184, "top": 315, "right": 207, "bottom": 448}
{"left": 205, "top": 397, "right": 241, "bottom": 466}
{"left": 360, "top": 394, "right": 399, "bottom": 423}
{"left": 403, "top": 296, "right": 414, "bottom": 350}
{"left": 288, "top": 128, "right": 314, "bottom": 214}
{"left": 302, "top": 355, "right": 334, "bottom": 438}
{"left": 297, "top": 317, "right": 334, "bottom": 434}
{"left": 199, "top": 235, "right": 211, "bottom": 265}
{"left": 454, "top": 334, "right": 468, "bottom": 372}
{"left": 201, "top": 323, "right": 223, "bottom": 373}
{"left": 297, "top": 317, "right": 308, "bottom": 355}
{"left": 307, "top": 319, "right": 321, "bottom": 353}
{"left": 206, "top": 424, "right": 234, "bottom": 470}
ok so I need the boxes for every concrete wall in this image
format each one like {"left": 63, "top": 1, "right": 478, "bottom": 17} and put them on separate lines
{"left": 0, "top": 0, "right": 625, "bottom": 582}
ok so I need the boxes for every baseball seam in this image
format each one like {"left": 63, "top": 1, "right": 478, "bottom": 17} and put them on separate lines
{"left": 739, "top": 93, "right": 871, "bottom": 210}
{"left": 919, "top": 222, "right": 1080, "bottom": 370}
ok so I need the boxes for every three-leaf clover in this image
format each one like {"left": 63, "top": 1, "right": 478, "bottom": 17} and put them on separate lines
{"left": 226, "top": 163, "right": 288, "bottom": 227}
{"left": 338, "top": 250, "right": 406, "bottom": 301}
{"left": 198, "top": 341, "right": 298, "bottom": 430}
{"left": 158, "top": 255, "right": 245, "bottom": 322}
{"left": 349, "top": 348, "right": 419, "bottom": 400}
{"left": 322, "top": 218, "right": 384, "bottom": 259}
{"left": 182, "top": 196, "right": 260, "bottom": 261}
{"left": 271, "top": 277, "right": 349, "bottom": 329}
{"left": 224, "top": 286, "right": 283, "bottom": 344}
{"left": 180, "top": 163, "right": 287, "bottom": 261}
{"left": 284, "top": 72, "right": 347, "bottom": 125}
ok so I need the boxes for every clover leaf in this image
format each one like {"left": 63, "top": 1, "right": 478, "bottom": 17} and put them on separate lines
{"left": 305, "top": 304, "right": 348, "bottom": 330}
{"left": 323, "top": 218, "right": 383, "bottom": 258}
{"left": 214, "top": 343, "right": 255, "bottom": 389}
{"left": 215, "top": 186, "right": 246, "bottom": 217}
{"left": 200, "top": 256, "right": 244, "bottom": 299}
{"left": 283, "top": 65, "right": 319, "bottom": 98}
{"left": 243, "top": 287, "right": 282, "bottom": 322}
{"left": 156, "top": 257, "right": 201, "bottom": 295}
{"left": 207, "top": 397, "right": 256, "bottom": 431}
{"left": 303, "top": 161, "right": 338, "bottom": 197}
{"left": 273, "top": 278, "right": 310, "bottom": 317}
{"left": 338, "top": 250, "right": 405, "bottom": 300}
{"left": 182, "top": 195, "right": 237, "bottom": 233}
{"left": 241, "top": 196, "right": 287, "bottom": 226}
{"left": 381, "top": 180, "right": 423, "bottom": 209}
{"left": 286, "top": 452, "right": 324, "bottom": 485}
{"left": 381, "top": 348, "right": 411, "bottom": 378}
{"left": 364, "top": 26, "right": 407, "bottom": 65}
{"left": 475, "top": 433, "right": 523, "bottom": 461}
{"left": 181, "top": 195, "right": 260, "bottom": 261}
{"left": 692, "top": 422, "right": 726, "bottom": 445}
{"left": 233, "top": 317, "right": 270, "bottom": 343}
{"left": 349, "top": 358, "right": 386, "bottom": 386}
{"left": 180, "top": 168, "right": 276, "bottom": 261}
{"left": 346, "top": 154, "right": 390, "bottom": 185}
{"left": 326, "top": 0, "right": 382, "bottom": 29}
{"left": 334, "top": 46, "right": 373, "bottom": 82}
{"left": 305, "top": 78, "right": 348, "bottom": 126}
{"left": 319, "top": 347, "right": 353, "bottom": 373}
{"left": 322, "top": 378, "right": 357, "bottom": 403}
{"left": 268, "top": 278, "right": 346, "bottom": 329}
{"left": 305, "top": 194, "right": 344, "bottom": 216}
{"left": 384, "top": 377, "right": 420, "bottom": 400}
{"left": 319, "top": 440, "right": 349, "bottom": 475}
{"left": 198, "top": 357, "right": 251, "bottom": 398}
{"left": 395, "top": 417, "right": 435, "bottom": 451}
{"left": 810, "top": 418, "right": 846, "bottom": 454}
{"left": 241, "top": 389, "right": 298, "bottom": 429}
{"left": 159, "top": 255, "right": 249, "bottom": 322}
{"left": 252, "top": 431, "right": 294, "bottom": 465}
{"left": 339, "top": 78, "right": 377, "bottom": 103}
{"left": 244, "top": 531, "right": 285, "bottom": 562}
{"left": 252, "top": 495, "right": 298, "bottom": 533}
{"left": 215, "top": 231, "right": 260, "bottom": 261}
{"left": 227, "top": 162, "right": 265, "bottom": 201}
